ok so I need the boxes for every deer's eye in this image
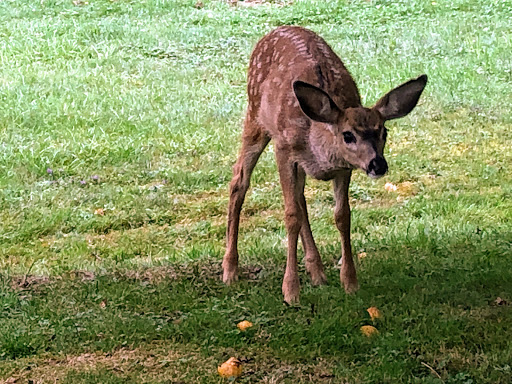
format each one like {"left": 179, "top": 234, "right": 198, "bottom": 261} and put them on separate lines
{"left": 343, "top": 131, "right": 356, "bottom": 144}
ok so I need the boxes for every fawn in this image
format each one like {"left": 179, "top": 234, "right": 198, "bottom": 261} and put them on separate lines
{"left": 222, "top": 26, "right": 427, "bottom": 304}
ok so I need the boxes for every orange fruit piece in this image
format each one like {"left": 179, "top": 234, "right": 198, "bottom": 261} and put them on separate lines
{"left": 237, "top": 320, "right": 254, "bottom": 331}
{"left": 360, "top": 325, "right": 379, "bottom": 337}
{"left": 218, "top": 357, "right": 243, "bottom": 378}
{"left": 367, "top": 306, "right": 382, "bottom": 320}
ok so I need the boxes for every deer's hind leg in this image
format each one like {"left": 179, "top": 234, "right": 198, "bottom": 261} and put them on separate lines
{"left": 223, "top": 118, "right": 270, "bottom": 285}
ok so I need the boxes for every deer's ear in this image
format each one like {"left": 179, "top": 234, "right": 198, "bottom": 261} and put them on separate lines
{"left": 374, "top": 74, "right": 428, "bottom": 121}
{"left": 293, "top": 81, "right": 341, "bottom": 124}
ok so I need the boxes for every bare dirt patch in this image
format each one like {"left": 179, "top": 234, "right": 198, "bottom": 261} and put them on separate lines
{"left": 8, "top": 271, "right": 95, "bottom": 291}
{"left": 6, "top": 259, "right": 264, "bottom": 293}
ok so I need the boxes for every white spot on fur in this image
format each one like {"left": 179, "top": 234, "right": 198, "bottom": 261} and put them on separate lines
{"left": 272, "top": 78, "right": 282, "bottom": 86}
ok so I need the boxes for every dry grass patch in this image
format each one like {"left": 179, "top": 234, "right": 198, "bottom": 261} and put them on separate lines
{"left": 1, "top": 342, "right": 339, "bottom": 384}
{"left": 232, "top": 0, "right": 294, "bottom": 7}
{"left": 1, "top": 343, "right": 217, "bottom": 384}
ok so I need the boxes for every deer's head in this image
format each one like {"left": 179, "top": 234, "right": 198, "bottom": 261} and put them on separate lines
{"left": 293, "top": 75, "right": 427, "bottom": 178}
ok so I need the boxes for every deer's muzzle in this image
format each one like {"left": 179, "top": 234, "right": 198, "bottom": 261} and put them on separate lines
{"left": 367, "top": 156, "right": 388, "bottom": 179}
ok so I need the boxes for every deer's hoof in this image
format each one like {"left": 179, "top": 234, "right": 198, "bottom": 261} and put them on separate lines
{"left": 222, "top": 267, "right": 238, "bottom": 285}
{"left": 306, "top": 261, "right": 327, "bottom": 286}
{"left": 341, "top": 277, "right": 359, "bottom": 294}
{"left": 282, "top": 275, "right": 300, "bottom": 304}
{"left": 283, "top": 291, "right": 300, "bottom": 305}
{"left": 340, "top": 266, "right": 359, "bottom": 294}
{"left": 310, "top": 270, "right": 328, "bottom": 286}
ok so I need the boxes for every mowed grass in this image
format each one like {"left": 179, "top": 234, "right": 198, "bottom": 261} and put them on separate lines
{"left": 0, "top": 0, "right": 511, "bottom": 382}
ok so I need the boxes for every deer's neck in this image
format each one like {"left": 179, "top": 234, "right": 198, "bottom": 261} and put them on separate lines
{"left": 297, "top": 126, "right": 351, "bottom": 180}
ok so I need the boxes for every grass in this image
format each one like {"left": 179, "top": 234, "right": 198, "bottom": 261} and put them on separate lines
{"left": 0, "top": 0, "right": 511, "bottom": 382}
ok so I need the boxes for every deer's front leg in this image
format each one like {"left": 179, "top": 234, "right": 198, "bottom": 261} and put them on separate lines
{"left": 333, "top": 170, "right": 359, "bottom": 293}
{"left": 276, "top": 149, "right": 303, "bottom": 304}
{"left": 296, "top": 168, "right": 327, "bottom": 286}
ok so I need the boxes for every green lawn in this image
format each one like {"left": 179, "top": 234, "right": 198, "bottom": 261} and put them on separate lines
{"left": 1, "top": 0, "right": 512, "bottom": 382}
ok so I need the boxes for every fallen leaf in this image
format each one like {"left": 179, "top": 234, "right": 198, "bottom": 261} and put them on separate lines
{"left": 367, "top": 306, "right": 382, "bottom": 320}
{"left": 384, "top": 182, "right": 397, "bottom": 192}
{"left": 237, "top": 320, "right": 254, "bottom": 331}
{"left": 100, "top": 300, "right": 107, "bottom": 309}
{"left": 494, "top": 297, "right": 508, "bottom": 306}
{"left": 357, "top": 251, "right": 367, "bottom": 259}
{"left": 94, "top": 208, "right": 105, "bottom": 216}
{"left": 218, "top": 357, "right": 243, "bottom": 378}
{"left": 360, "top": 325, "right": 379, "bottom": 337}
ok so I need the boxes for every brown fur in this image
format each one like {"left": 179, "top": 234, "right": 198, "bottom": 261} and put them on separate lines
{"left": 223, "top": 26, "right": 427, "bottom": 303}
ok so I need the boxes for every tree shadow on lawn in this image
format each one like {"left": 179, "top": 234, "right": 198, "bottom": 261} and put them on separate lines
{"left": 1, "top": 230, "right": 511, "bottom": 382}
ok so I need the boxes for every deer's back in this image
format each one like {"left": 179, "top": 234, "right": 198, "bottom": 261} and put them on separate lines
{"left": 247, "top": 26, "right": 361, "bottom": 142}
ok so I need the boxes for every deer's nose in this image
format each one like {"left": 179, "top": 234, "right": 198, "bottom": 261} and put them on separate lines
{"left": 367, "top": 156, "right": 388, "bottom": 178}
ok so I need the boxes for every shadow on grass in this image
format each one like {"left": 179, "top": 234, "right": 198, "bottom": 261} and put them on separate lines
{"left": 1, "top": 230, "right": 511, "bottom": 383}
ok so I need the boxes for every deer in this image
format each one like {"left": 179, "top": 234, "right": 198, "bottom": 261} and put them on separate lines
{"left": 222, "top": 26, "right": 427, "bottom": 304}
